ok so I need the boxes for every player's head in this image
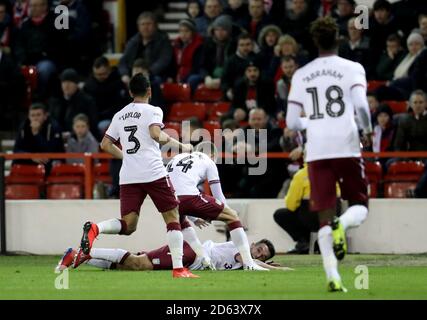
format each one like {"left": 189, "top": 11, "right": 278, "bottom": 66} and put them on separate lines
{"left": 129, "top": 73, "right": 151, "bottom": 100}
{"left": 250, "top": 239, "right": 275, "bottom": 261}
{"left": 194, "top": 141, "right": 219, "bottom": 162}
{"left": 310, "top": 16, "right": 339, "bottom": 53}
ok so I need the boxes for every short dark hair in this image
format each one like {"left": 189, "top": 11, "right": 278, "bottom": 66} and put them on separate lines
{"left": 281, "top": 55, "right": 297, "bottom": 64}
{"left": 256, "top": 239, "right": 276, "bottom": 260}
{"left": 132, "top": 58, "right": 149, "bottom": 71}
{"left": 310, "top": 16, "right": 339, "bottom": 51}
{"left": 387, "top": 33, "right": 401, "bottom": 45}
{"left": 73, "top": 113, "right": 90, "bottom": 126}
{"left": 29, "top": 103, "right": 47, "bottom": 113}
{"left": 373, "top": 0, "right": 392, "bottom": 12}
{"left": 93, "top": 56, "right": 110, "bottom": 69}
{"left": 237, "top": 32, "right": 252, "bottom": 44}
{"left": 129, "top": 73, "right": 150, "bottom": 97}
{"left": 137, "top": 11, "right": 157, "bottom": 24}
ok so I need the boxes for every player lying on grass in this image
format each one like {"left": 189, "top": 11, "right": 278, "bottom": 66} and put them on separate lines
{"left": 164, "top": 141, "right": 269, "bottom": 271}
{"left": 57, "top": 238, "right": 292, "bottom": 272}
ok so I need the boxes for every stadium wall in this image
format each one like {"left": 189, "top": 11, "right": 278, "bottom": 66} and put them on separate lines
{"left": 5, "top": 199, "right": 427, "bottom": 255}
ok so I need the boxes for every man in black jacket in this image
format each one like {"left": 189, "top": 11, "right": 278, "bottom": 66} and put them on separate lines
{"left": 49, "top": 68, "right": 98, "bottom": 138}
{"left": 13, "top": 103, "right": 64, "bottom": 170}
{"left": 118, "top": 11, "right": 173, "bottom": 86}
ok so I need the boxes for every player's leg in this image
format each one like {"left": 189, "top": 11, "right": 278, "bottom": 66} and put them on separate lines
{"left": 85, "top": 253, "right": 153, "bottom": 271}
{"left": 308, "top": 160, "right": 346, "bottom": 292}
{"left": 217, "top": 206, "right": 268, "bottom": 271}
{"left": 79, "top": 184, "right": 144, "bottom": 254}
{"left": 179, "top": 215, "right": 215, "bottom": 270}
{"left": 148, "top": 176, "right": 199, "bottom": 278}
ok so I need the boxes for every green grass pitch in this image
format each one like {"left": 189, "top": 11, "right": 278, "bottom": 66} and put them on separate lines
{"left": 1, "top": 254, "right": 427, "bottom": 300}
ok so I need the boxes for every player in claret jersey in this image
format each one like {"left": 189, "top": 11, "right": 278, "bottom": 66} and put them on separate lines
{"left": 166, "top": 141, "right": 268, "bottom": 271}
{"left": 286, "top": 17, "right": 372, "bottom": 292}
{"left": 75, "top": 73, "right": 197, "bottom": 278}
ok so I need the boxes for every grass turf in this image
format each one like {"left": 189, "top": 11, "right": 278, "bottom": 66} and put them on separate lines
{"left": 1, "top": 254, "right": 427, "bottom": 300}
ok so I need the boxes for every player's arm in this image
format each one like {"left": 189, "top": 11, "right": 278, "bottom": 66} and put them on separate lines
{"left": 149, "top": 124, "right": 193, "bottom": 153}
{"left": 286, "top": 101, "right": 308, "bottom": 131}
{"left": 207, "top": 160, "right": 226, "bottom": 204}
{"left": 254, "top": 259, "right": 294, "bottom": 271}
{"left": 101, "top": 136, "right": 123, "bottom": 159}
{"left": 351, "top": 84, "right": 373, "bottom": 146}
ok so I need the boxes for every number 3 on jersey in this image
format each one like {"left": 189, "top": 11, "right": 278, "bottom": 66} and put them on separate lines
{"left": 124, "top": 125, "right": 140, "bottom": 154}
{"left": 307, "top": 85, "right": 345, "bottom": 120}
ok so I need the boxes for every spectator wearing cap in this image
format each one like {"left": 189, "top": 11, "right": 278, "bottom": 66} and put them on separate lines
{"left": 118, "top": 11, "right": 173, "bottom": 86}
{"left": 221, "top": 33, "right": 257, "bottom": 101}
{"left": 241, "top": 0, "right": 271, "bottom": 40}
{"left": 195, "top": 0, "right": 223, "bottom": 37}
{"left": 172, "top": 19, "right": 204, "bottom": 92}
{"left": 229, "top": 59, "right": 276, "bottom": 122}
{"left": 199, "top": 14, "right": 236, "bottom": 90}
{"left": 256, "top": 25, "right": 282, "bottom": 76}
{"left": 49, "top": 68, "right": 98, "bottom": 138}
{"left": 13, "top": 103, "right": 64, "bottom": 171}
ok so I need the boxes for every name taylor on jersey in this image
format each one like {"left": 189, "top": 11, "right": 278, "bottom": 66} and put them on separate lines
{"left": 119, "top": 111, "right": 142, "bottom": 121}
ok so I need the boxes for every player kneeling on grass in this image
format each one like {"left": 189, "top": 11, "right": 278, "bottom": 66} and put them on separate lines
{"left": 166, "top": 141, "right": 269, "bottom": 271}
{"left": 57, "top": 238, "right": 293, "bottom": 272}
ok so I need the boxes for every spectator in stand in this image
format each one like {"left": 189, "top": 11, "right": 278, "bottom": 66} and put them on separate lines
{"left": 13, "top": 103, "right": 64, "bottom": 170}
{"left": 338, "top": 17, "right": 373, "bottom": 78}
{"left": 171, "top": 19, "right": 204, "bottom": 93}
{"left": 221, "top": 33, "right": 256, "bottom": 101}
{"left": 256, "top": 24, "right": 282, "bottom": 76}
{"left": 195, "top": 0, "right": 223, "bottom": 37}
{"left": 15, "top": 0, "right": 64, "bottom": 99}
{"left": 65, "top": 113, "right": 99, "bottom": 164}
{"left": 414, "top": 14, "right": 427, "bottom": 43}
{"left": 375, "top": 34, "right": 405, "bottom": 81}
{"left": 229, "top": 59, "right": 276, "bottom": 122}
{"left": 370, "top": 104, "right": 397, "bottom": 170}
{"left": 394, "top": 90, "right": 427, "bottom": 152}
{"left": 241, "top": 0, "right": 271, "bottom": 40}
{"left": 375, "top": 32, "right": 425, "bottom": 101}
{"left": 367, "top": 92, "right": 380, "bottom": 118}
{"left": 270, "top": 34, "right": 308, "bottom": 80}
{"left": 199, "top": 14, "right": 236, "bottom": 91}
{"left": 332, "top": 0, "right": 355, "bottom": 38}
{"left": 118, "top": 12, "right": 173, "bottom": 86}
{"left": 276, "top": 55, "right": 298, "bottom": 119}
{"left": 49, "top": 68, "right": 98, "bottom": 138}
{"left": 12, "top": 0, "right": 29, "bottom": 27}
{"left": 223, "top": 0, "right": 250, "bottom": 28}
{"left": 369, "top": 0, "right": 402, "bottom": 65}
{"left": 187, "top": 0, "right": 203, "bottom": 19}
{"left": 318, "top": 0, "right": 338, "bottom": 17}
{"left": 84, "top": 56, "right": 129, "bottom": 136}
{"left": 0, "top": 1, "right": 18, "bottom": 55}
{"left": 0, "top": 47, "right": 26, "bottom": 130}
{"left": 131, "top": 58, "right": 165, "bottom": 111}
{"left": 279, "top": 0, "right": 318, "bottom": 58}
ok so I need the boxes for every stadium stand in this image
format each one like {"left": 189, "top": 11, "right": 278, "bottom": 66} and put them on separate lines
{"left": 384, "top": 161, "right": 425, "bottom": 198}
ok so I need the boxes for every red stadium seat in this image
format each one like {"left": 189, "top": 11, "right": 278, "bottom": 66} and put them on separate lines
{"left": 203, "top": 120, "right": 221, "bottom": 141}
{"left": 93, "top": 162, "right": 112, "bottom": 185}
{"left": 47, "top": 184, "right": 83, "bottom": 199}
{"left": 47, "top": 163, "right": 85, "bottom": 184}
{"left": 161, "top": 83, "right": 191, "bottom": 102}
{"left": 382, "top": 100, "right": 408, "bottom": 114}
{"left": 383, "top": 161, "right": 424, "bottom": 198}
{"left": 207, "top": 102, "right": 231, "bottom": 120}
{"left": 164, "top": 121, "right": 182, "bottom": 138}
{"left": 193, "top": 84, "right": 223, "bottom": 102}
{"left": 21, "top": 65, "right": 38, "bottom": 109}
{"left": 364, "top": 161, "right": 382, "bottom": 198}
{"left": 367, "top": 80, "right": 386, "bottom": 92}
{"left": 5, "top": 184, "right": 41, "bottom": 200}
{"left": 167, "top": 102, "right": 207, "bottom": 122}
{"left": 6, "top": 164, "right": 45, "bottom": 185}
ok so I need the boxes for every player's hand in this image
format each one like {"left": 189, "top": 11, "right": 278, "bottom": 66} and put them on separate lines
{"left": 361, "top": 132, "right": 373, "bottom": 148}
{"left": 182, "top": 143, "right": 193, "bottom": 153}
{"left": 194, "top": 218, "right": 210, "bottom": 229}
{"left": 289, "top": 146, "right": 303, "bottom": 161}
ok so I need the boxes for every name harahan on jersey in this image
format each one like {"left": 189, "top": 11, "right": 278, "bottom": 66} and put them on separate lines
{"left": 189, "top": 241, "right": 242, "bottom": 271}
{"left": 105, "top": 103, "right": 167, "bottom": 185}
{"left": 166, "top": 152, "right": 220, "bottom": 196}
{"left": 288, "top": 55, "right": 367, "bottom": 162}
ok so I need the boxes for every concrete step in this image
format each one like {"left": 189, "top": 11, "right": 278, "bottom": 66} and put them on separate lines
{"left": 168, "top": 1, "right": 187, "bottom": 10}
{"left": 159, "top": 22, "right": 179, "bottom": 31}
{"left": 164, "top": 12, "right": 187, "bottom": 21}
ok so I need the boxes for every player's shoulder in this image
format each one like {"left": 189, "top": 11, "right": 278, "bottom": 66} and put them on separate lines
{"left": 337, "top": 56, "right": 365, "bottom": 73}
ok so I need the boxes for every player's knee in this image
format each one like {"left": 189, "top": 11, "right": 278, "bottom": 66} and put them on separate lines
{"left": 222, "top": 207, "right": 238, "bottom": 222}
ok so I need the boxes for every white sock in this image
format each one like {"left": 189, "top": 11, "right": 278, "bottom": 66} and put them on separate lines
{"left": 318, "top": 226, "right": 341, "bottom": 281}
{"left": 167, "top": 230, "right": 184, "bottom": 269}
{"left": 86, "top": 258, "right": 113, "bottom": 270}
{"left": 230, "top": 227, "right": 254, "bottom": 266}
{"left": 97, "top": 219, "right": 122, "bottom": 234}
{"left": 339, "top": 205, "right": 368, "bottom": 231}
{"left": 90, "top": 248, "right": 128, "bottom": 264}
{"left": 182, "top": 227, "right": 206, "bottom": 258}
